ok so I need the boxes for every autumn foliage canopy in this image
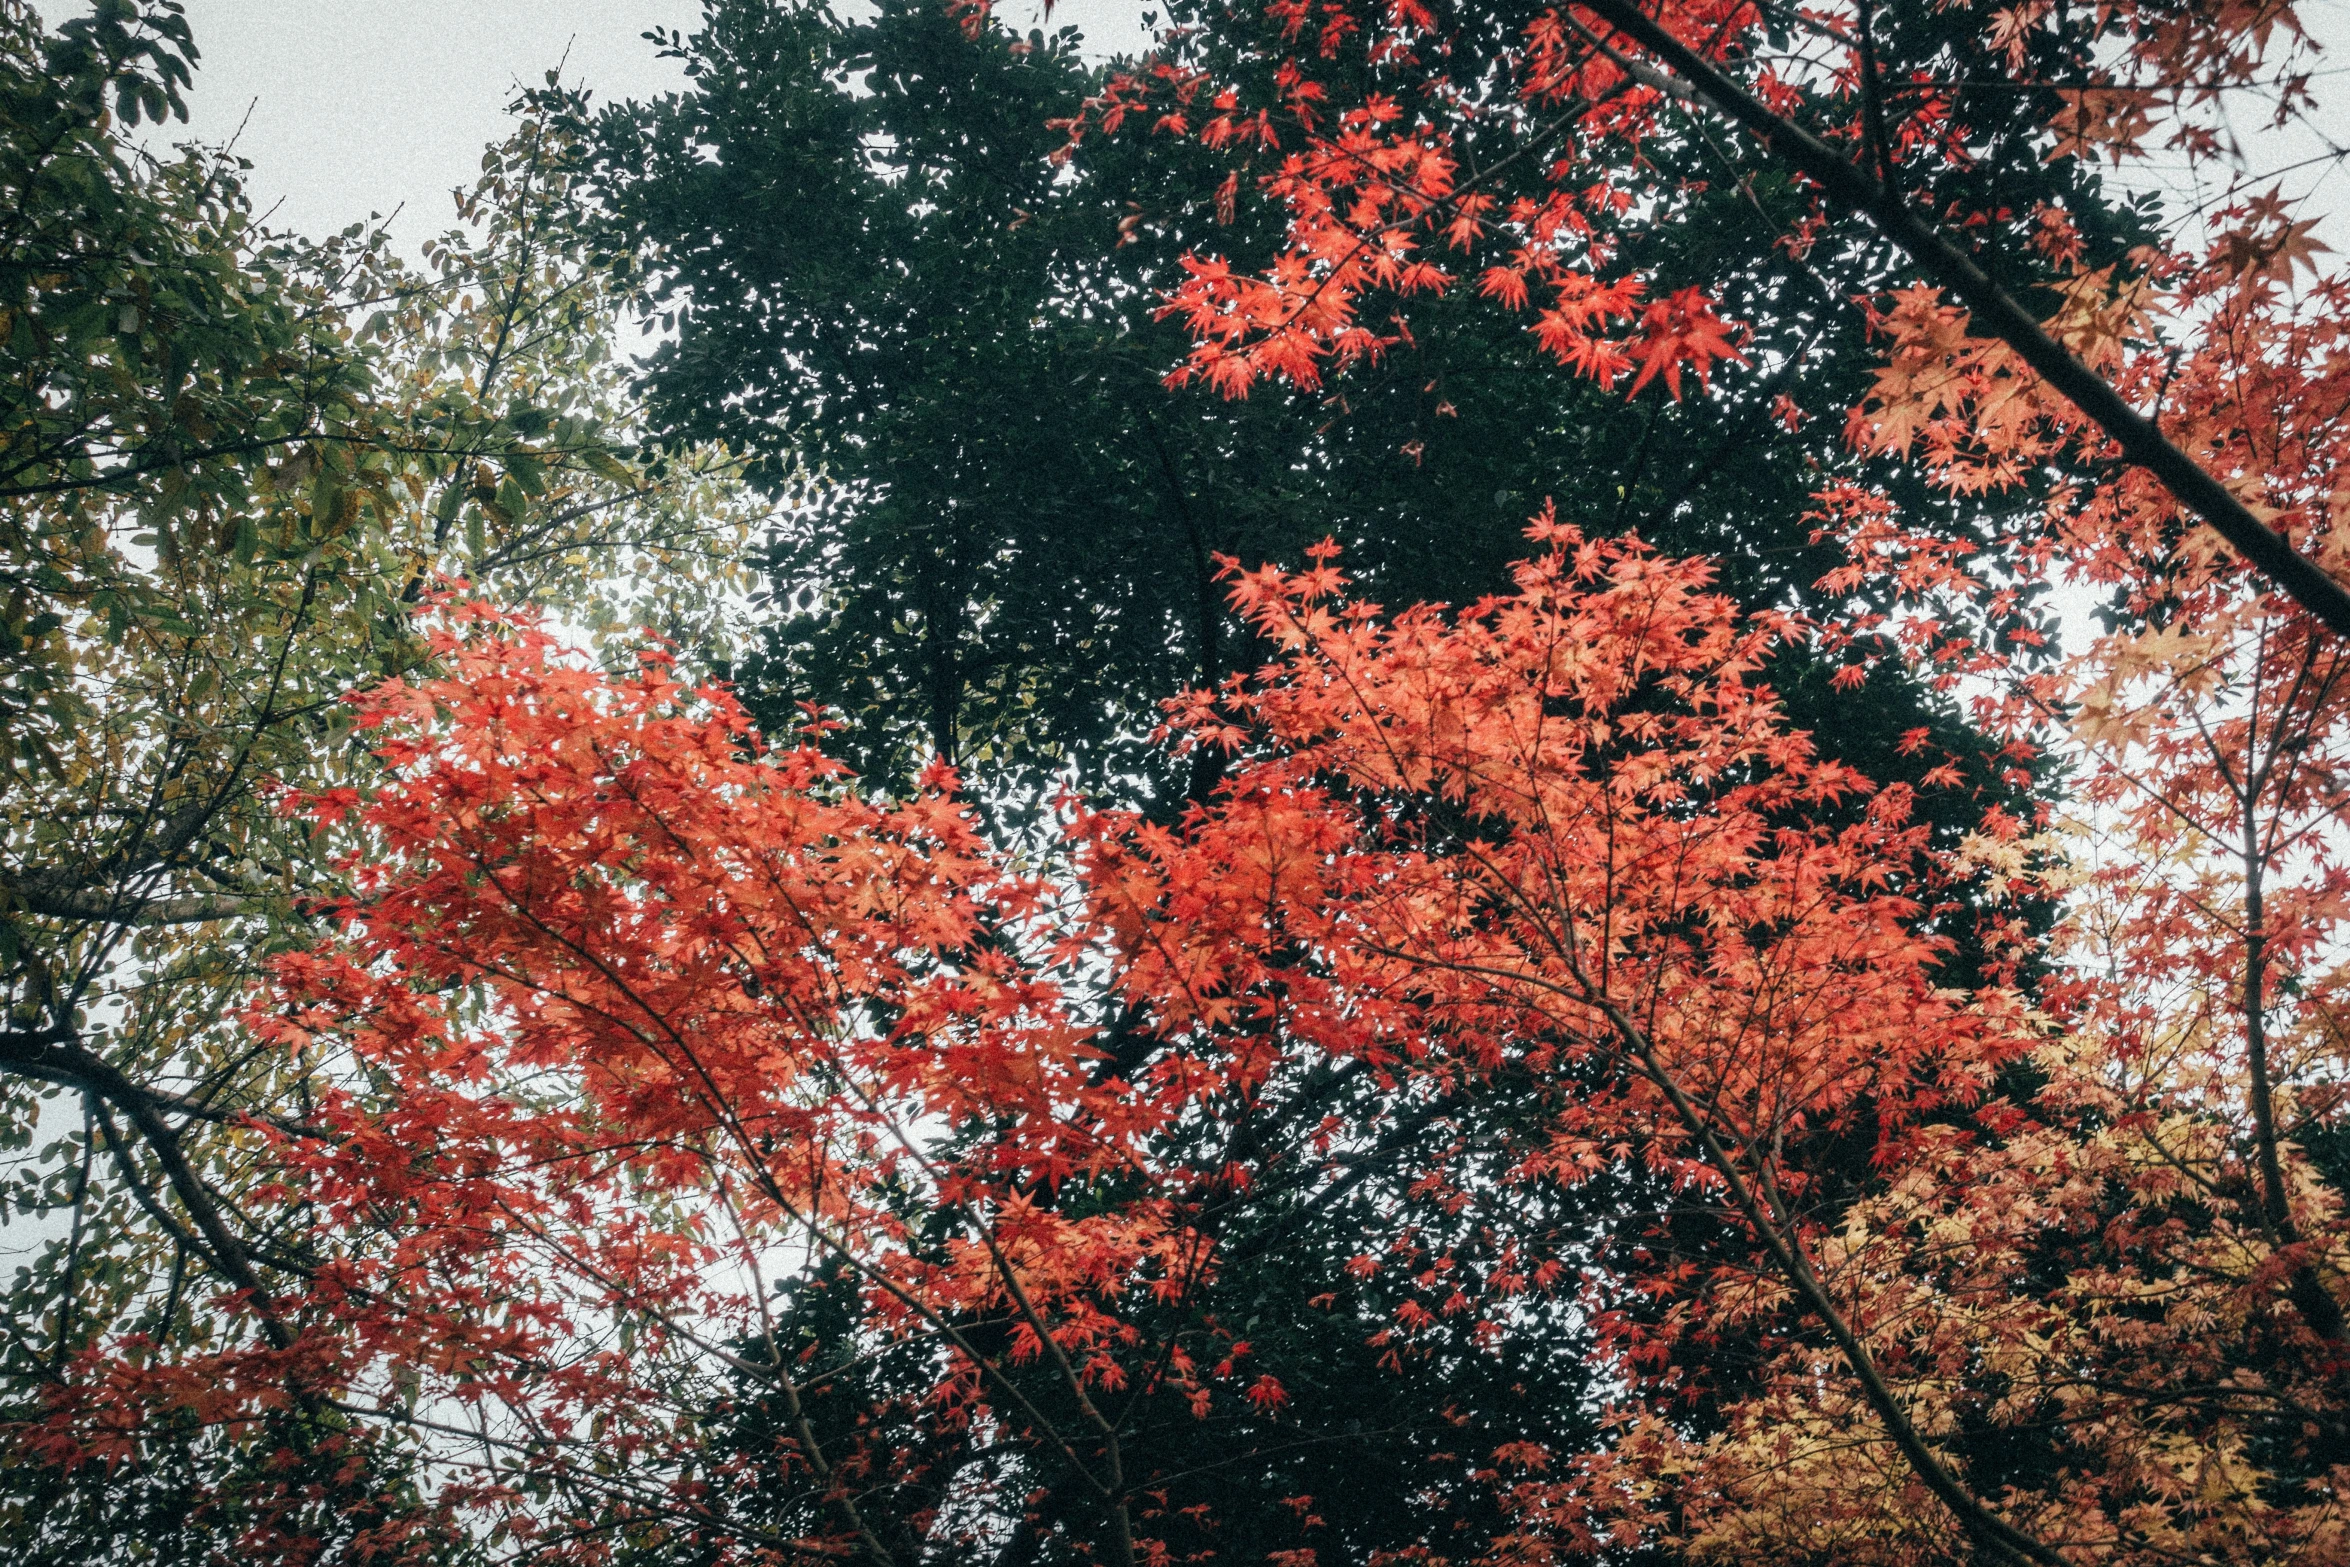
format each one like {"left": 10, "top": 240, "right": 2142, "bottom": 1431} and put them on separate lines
{"left": 20, "top": 1, "right": 2350, "bottom": 1565}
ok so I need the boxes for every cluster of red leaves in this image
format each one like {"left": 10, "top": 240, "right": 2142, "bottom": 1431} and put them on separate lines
{"left": 269, "top": 600, "right": 1173, "bottom": 1374}
{"left": 22, "top": 606, "right": 1235, "bottom": 1558}
{"left": 1820, "top": 189, "right": 2350, "bottom": 698}
{"left": 1068, "top": 0, "right": 2310, "bottom": 413}
{"left": 1095, "top": 516, "right": 2020, "bottom": 1208}
{"left": 1074, "top": 0, "right": 1753, "bottom": 398}
{"left": 18, "top": 521, "right": 2042, "bottom": 1562}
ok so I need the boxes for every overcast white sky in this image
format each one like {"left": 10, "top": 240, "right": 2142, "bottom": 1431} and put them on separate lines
{"left": 20, "top": 1, "right": 2350, "bottom": 259}
{"left": 157, "top": 1, "right": 700, "bottom": 245}
{"left": 57, "top": 0, "right": 1153, "bottom": 253}
{"left": 55, "top": 0, "right": 2349, "bottom": 268}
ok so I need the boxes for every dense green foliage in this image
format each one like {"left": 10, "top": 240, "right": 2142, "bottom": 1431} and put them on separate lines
{"left": 571, "top": 0, "right": 2151, "bottom": 826}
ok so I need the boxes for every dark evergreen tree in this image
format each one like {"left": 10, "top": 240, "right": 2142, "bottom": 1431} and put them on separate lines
{"left": 530, "top": 3, "right": 2158, "bottom": 1559}
{"left": 568, "top": 0, "right": 2151, "bottom": 824}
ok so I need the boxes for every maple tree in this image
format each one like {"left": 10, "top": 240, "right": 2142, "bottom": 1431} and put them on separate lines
{"left": 1071, "top": 0, "right": 2339, "bottom": 622}
{"left": 0, "top": 596, "right": 1461, "bottom": 1560}
{"left": 15, "top": 2, "right": 2350, "bottom": 1565}
{"left": 0, "top": 528, "right": 1959, "bottom": 1564}
{"left": 0, "top": 3, "right": 764, "bottom": 1552}
{"left": 1058, "top": 0, "right": 2350, "bottom": 1557}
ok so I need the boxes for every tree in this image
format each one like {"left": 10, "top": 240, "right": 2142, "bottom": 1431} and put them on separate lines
{"left": 1070, "top": 0, "right": 2350, "bottom": 1557}
{"left": 556, "top": 11, "right": 2171, "bottom": 1554}
{"left": 11, "top": 520, "right": 1933, "bottom": 1566}
{"left": 559, "top": 8, "right": 2103, "bottom": 1552}
{"left": 572, "top": 0, "right": 2115, "bottom": 827}
{"left": 1082, "top": 0, "right": 2330, "bottom": 626}
{"left": 30, "top": 218, "right": 2350, "bottom": 1561}
{"left": 22, "top": 4, "right": 2350, "bottom": 1566}
{"left": 0, "top": 2, "right": 763, "bottom": 1553}
{"left": 1609, "top": 175, "right": 2350, "bottom": 1565}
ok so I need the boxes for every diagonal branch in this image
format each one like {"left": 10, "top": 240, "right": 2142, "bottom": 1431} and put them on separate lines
{"left": 1574, "top": 0, "right": 2350, "bottom": 638}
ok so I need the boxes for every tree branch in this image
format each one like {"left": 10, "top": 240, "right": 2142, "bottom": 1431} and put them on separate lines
{"left": 0, "top": 1026, "right": 297, "bottom": 1346}
{"left": 1576, "top": 0, "right": 2350, "bottom": 638}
